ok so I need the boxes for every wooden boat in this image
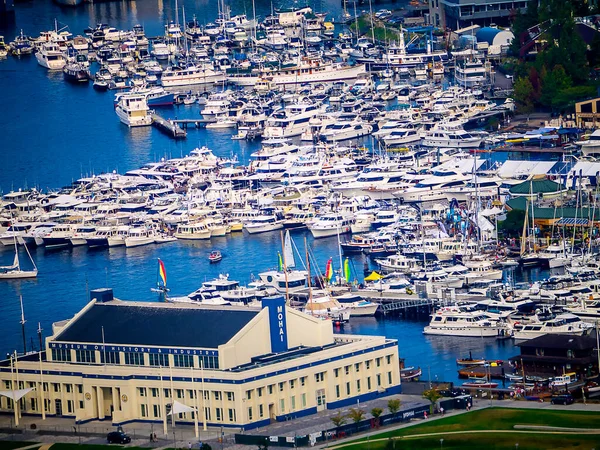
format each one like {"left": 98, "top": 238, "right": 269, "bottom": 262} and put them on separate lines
{"left": 462, "top": 378, "right": 498, "bottom": 389}
{"left": 209, "top": 250, "right": 222, "bottom": 263}
{"left": 400, "top": 366, "right": 421, "bottom": 381}
{"left": 456, "top": 358, "right": 486, "bottom": 366}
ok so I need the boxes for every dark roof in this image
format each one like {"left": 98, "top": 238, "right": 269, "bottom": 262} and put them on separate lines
{"left": 516, "top": 334, "right": 596, "bottom": 350}
{"left": 55, "top": 303, "right": 258, "bottom": 349}
{"left": 509, "top": 178, "right": 565, "bottom": 195}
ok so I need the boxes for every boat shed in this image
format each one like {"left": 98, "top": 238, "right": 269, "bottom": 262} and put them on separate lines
{"left": 575, "top": 97, "right": 600, "bottom": 128}
{"left": 0, "top": 290, "right": 400, "bottom": 430}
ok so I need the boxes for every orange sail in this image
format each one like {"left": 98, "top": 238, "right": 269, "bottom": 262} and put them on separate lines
{"left": 158, "top": 259, "right": 167, "bottom": 286}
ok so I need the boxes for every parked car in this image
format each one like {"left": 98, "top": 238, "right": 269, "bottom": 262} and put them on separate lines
{"left": 550, "top": 394, "right": 574, "bottom": 405}
{"left": 107, "top": 431, "right": 132, "bottom": 444}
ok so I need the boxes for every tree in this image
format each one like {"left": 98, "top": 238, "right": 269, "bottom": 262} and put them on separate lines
{"left": 371, "top": 407, "right": 383, "bottom": 428}
{"left": 498, "top": 209, "right": 526, "bottom": 237}
{"left": 588, "top": 32, "right": 600, "bottom": 68}
{"left": 540, "top": 65, "right": 572, "bottom": 108}
{"left": 348, "top": 407, "right": 365, "bottom": 431}
{"left": 422, "top": 389, "right": 443, "bottom": 414}
{"left": 513, "top": 77, "right": 535, "bottom": 115}
{"left": 387, "top": 398, "right": 401, "bottom": 416}
{"left": 330, "top": 411, "right": 347, "bottom": 429}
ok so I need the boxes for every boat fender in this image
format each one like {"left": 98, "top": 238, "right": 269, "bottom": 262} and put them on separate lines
{"left": 406, "top": 287, "right": 413, "bottom": 295}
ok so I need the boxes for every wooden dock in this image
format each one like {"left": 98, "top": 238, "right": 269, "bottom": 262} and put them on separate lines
{"left": 171, "top": 119, "right": 217, "bottom": 129}
{"left": 151, "top": 113, "right": 187, "bottom": 139}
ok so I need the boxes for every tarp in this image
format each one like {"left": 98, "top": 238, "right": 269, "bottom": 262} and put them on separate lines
{"left": 0, "top": 387, "right": 35, "bottom": 401}
{"left": 569, "top": 162, "right": 600, "bottom": 177}
{"left": 364, "top": 271, "right": 383, "bottom": 281}
{"left": 167, "top": 400, "right": 196, "bottom": 416}
{"left": 497, "top": 161, "right": 557, "bottom": 178}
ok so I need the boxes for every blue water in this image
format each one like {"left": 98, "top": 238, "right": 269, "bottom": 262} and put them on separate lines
{"left": 0, "top": 0, "right": 520, "bottom": 383}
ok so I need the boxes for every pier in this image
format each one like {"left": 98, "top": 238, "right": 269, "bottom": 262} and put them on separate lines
{"left": 170, "top": 118, "right": 217, "bottom": 129}
{"left": 150, "top": 113, "right": 187, "bottom": 139}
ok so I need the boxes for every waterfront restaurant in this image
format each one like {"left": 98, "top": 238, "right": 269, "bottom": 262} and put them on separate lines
{"left": 0, "top": 289, "right": 400, "bottom": 432}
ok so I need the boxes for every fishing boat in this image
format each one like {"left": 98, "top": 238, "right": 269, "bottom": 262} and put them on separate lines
{"left": 0, "top": 237, "right": 38, "bottom": 280}
{"left": 209, "top": 250, "right": 222, "bottom": 263}
{"left": 400, "top": 366, "right": 422, "bottom": 381}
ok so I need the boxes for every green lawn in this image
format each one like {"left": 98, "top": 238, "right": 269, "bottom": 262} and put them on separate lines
{"left": 333, "top": 408, "right": 600, "bottom": 449}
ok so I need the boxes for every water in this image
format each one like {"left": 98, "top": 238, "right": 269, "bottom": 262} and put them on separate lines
{"left": 0, "top": 0, "right": 520, "bottom": 384}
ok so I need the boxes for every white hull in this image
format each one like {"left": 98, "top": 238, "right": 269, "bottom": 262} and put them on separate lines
{"left": 349, "top": 303, "right": 379, "bottom": 316}
{"left": 514, "top": 329, "right": 587, "bottom": 340}
{"left": 125, "top": 237, "right": 155, "bottom": 248}
{"left": 35, "top": 53, "right": 65, "bottom": 70}
{"left": 174, "top": 232, "right": 212, "bottom": 240}
{"left": 107, "top": 237, "right": 125, "bottom": 247}
{"left": 161, "top": 73, "right": 226, "bottom": 87}
{"left": 245, "top": 223, "right": 283, "bottom": 234}
{"left": 423, "top": 326, "right": 503, "bottom": 337}
{"left": 115, "top": 105, "right": 153, "bottom": 127}
{"left": 322, "top": 126, "right": 372, "bottom": 142}
{"left": 310, "top": 225, "right": 352, "bottom": 239}
{"left": 69, "top": 238, "right": 88, "bottom": 246}
{"left": 421, "top": 137, "right": 482, "bottom": 148}
{"left": 228, "top": 64, "right": 366, "bottom": 86}
{"left": 0, "top": 270, "right": 38, "bottom": 280}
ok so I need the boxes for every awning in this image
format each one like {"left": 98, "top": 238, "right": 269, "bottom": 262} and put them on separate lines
{"left": 555, "top": 218, "right": 589, "bottom": 226}
{"left": 364, "top": 271, "right": 383, "bottom": 281}
{"left": 167, "top": 400, "right": 197, "bottom": 416}
{"left": 0, "top": 388, "right": 35, "bottom": 402}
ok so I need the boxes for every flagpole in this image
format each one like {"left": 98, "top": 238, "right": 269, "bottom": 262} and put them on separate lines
{"left": 200, "top": 358, "right": 207, "bottom": 431}
{"left": 169, "top": 359, "right": 176, "bottom": 428}
{"left": 280, "top": 231, "right": 290, "bottom": 304}
{"left": 191, "top": 365, "right": 199, "bottom": 438}
{"left": 10, "top": 353, "right": 18, "bottom": 426}
{"left": 159, "top": 366, "right": 167, "bottom": 436}
{"left": 38, "top": 344, "right": 45, "bottom": 420}
{"left": 14, "top": 350, "right": 21, "bottom": 420}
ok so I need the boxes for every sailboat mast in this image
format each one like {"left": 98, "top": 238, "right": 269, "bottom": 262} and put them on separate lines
{"left": 280, "top": 231, "right": 290, "bottom": 304}
{"left": 304, "top": 237, "right": 313, "bottom": 314}
{"left": 13, "top": 236, "right": 20, "bottom": 271}
{"left": 19, "top": 295, "right": 26, "bottom": 355}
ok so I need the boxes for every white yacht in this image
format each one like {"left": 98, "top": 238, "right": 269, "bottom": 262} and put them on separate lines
{"left": 263, "top": 103, "right": 326, "bottom": 138}
{"left": 258, "top": 269, "right": 308, "bottom": 294}
{"left": 309, "top": 213, "right": 354, "bottom": 239}
{"left": 576, "top": 130, "right": 600, "bottom": 156}
{"left": 421, "top": 129, "right": 483, "bottom": 148}
{"left": 244, "top": 214, "right": 284, "bottom": 234}
{"left": 35, "top": 42, "right": 66, "bottom": 70}
{"left": 513, "top": 314, "right": 593, "bottom": 340}
{"left": 319, "top": 120, "right": 372, "bottom": 142}
{"left": 374, "top": 254, "right": 421, "bottom": 274}
{"left": 423, "top": 307, "right": 508, "bottom": 337}
{"left": 455, "top": 60, "right": 488, "bottom": 87}
{"left": 381, "top": 127, "right": 422, "bottom": 147}
{"left": 393, "top": 171, "right": 471, "bottom": 203}
{"left": 161, "top": 65, "right": 226, "bottom": 87}
{"left": 538, "top": 243, "right": 570, "bottom": 269}
{"left": 124, "top": 228, "right": 156, "bottom": 248}
{"left": 303, "top": 294, "right": 351, "bottom": 322}
{"left": 174, "top": 222, "right": 212, "bottom": 240}
{"left": 115, "top": 94, "right": 152, "bottom": 127}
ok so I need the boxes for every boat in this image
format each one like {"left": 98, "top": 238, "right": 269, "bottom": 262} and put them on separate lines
{"left": 161, "top": 65, "right": 226, "bottom": 87}
{"left": 512, "top": 313, "right": 593, "bottom": 340}
{"left": 456, "top": 352, "right": 486, "bottom": 366}
{"left": 423, "top": 306, "right": 509, "bottom": 337}
{"left": 308, "top": 213, "right": 354, "bottom": 239}
{"left": 150, "top": 258, "right": 170, "bottom": 293}
{"left": 35, "top": 42, "right": 66, "bottom": 70}
{"left": 462, "top": 378, "right": 498, "bottom": 389}
{"left": 244, "top": 214, "right": 284, "bottom": 234}
{"left": 400, "top": 366, "right": 422, "bottom": 381}
{"left": 115, "top": 93, "right": 153, "bottom": 127}
{"left": 209, "top": 250, "right": 222, "bottom": 263}
{"left": 63, "top": 62, "right": 91, "bottom": 82}
{"left": 124, "top": 228, "right": 156, "bottom": 248}
{"left": 0, "top": 237, "right": 37, "bottom": 280}
{"left": 174, "top": 222, "right": 212, "bottom": 240}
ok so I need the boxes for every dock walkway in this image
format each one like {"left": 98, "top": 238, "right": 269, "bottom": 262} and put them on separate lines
{"left": 150, "top": 113, "right": 186, "bottom": 139}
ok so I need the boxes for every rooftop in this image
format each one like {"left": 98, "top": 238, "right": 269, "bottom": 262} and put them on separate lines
{"left": 54, "top": 300, "right": 259, "bottom": 349}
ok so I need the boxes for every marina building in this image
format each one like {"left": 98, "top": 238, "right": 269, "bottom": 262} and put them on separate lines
{"left": 0, "top": 290, "right": 400, "bottom": 430}
{"left": 429, "top": 0, "right": 528, "bottom": 30}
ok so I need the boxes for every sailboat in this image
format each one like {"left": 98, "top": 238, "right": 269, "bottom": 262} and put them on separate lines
{"left": 150, "top": 258, "right": 170, "bottom": 293}
{"left": 0, "top": 237, "right": 37, "bottom": 280}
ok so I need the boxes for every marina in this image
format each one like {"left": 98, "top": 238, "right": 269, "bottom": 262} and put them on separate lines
{"left": 3, "top": 0, "right": 600, "bottom": 434}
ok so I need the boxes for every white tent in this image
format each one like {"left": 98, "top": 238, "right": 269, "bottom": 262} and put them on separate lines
{"left": 167, "top": 400, "right": 197, "bottom": 416}
{"left": 497, "top": 161, "right": 556, "bottom": 178}
{"left": 0, "top": 387, "right": 35, "bottom": 402}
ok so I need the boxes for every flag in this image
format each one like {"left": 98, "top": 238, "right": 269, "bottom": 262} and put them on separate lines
{"left": 278, "top": 252, "right": 283, "bottom": 272}
{"left": 158, "top": 259, "right": 167, "bottom": 286}
{"left": 344, "top": 258, "right": 351, "bottom": 283}
{"left": 325, "top": 258, "right": 333, "bottom": 282}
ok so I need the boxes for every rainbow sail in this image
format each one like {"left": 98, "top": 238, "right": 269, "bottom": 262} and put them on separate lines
{"left": 325, "top": 258, "right": 333, "bottom": 282}
{"left": 158, "top": 259, "right": 167, "bottom": 286}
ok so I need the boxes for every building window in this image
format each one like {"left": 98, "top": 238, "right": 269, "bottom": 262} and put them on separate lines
{"left": 30, "top": 398, "right": 36, "bottom": 411}
{"left": 149, "top": 353, "right": 169, "bottom": 367}
{"left": 259, "top": 404, "right": 264, "bottom": 417}
{"left": 301, "top": 376, "right": 306, "bottom": 386}
{"left": 377, "top": 374, "right": 382, "bottom": 386}
{"left": 139, "top": 388, "right": 147, "bottom": 397}
{"left": 248, "top": 407, "right": 253, "bottom": 421}
{"left": 315, "top": 372, "right": 325, "bottom": 383}
{"left": 366, "top": 360, "right": 371, "bottom": 370}
{"left": 335, "top": 385, "right": 340, "bottom": 398}
{"left": 290, "top": 379, "right": 295, "bottom": 389}
{"left": 388, "top": 372, "right": 393, "bottom": 385}
{"left": 291, "top": 396, "right": 296, "bottom": 411}
{"left": 200, "top": 355, "right": 219, "bottom": 369}
{"left": 176, "top": 389, "right": 183, "bottom": 399}
{"left": 124, "top": 352, "right": 143, "bottom": 366}
{"left": 174, "top": 354, "right": 194, "bottom": 368}
{"left": 65, "top": 385, "right": 72, "bottom": 393}
{"left": 346, "top": 382, "right": 351, "bottom": 396}
{"left": 367, "top": 377, "right": 372, "bottom": 390}
{"left": 77, "top": 385, "right": 83, "bottom": 394}
{"left": 301, "top": 393, "right": 306, "bottom": 408}
{"left": 100, "top": 351, "right": 120, "bottom": 365}
{"left": 279, "top": 399, "right": 285, "bottom": 413}
{"left": 188, "top": 390, "right": 194, "bottom": 399}
{"left": 226, "top": 392, "right": 234, "bottom": 402}
{"left": 376, "top": 358, "right": 381, "bottom": 368}
{"left": 205, "top": 408, "right": 211, "bottom": 421}
{"left": 75, "top": 349, "right": 96, "bottom": 364}
{"left": 228, "top": 408, "right": 235, "bottom": 422}
{"left": 279, "top": 382, "right": 285, "bottom": 392}
{"left": 67, "top": 400, "right": 73, "bottom": 413}
{"left": 79, "top": 401, "right": 84, "bottom": 409}
{"left": 345, "top": 366, "right": 350, "bottom": 375}
{"left": 51, "top": 348, "right": 71, "bottom": 362}
{"left": 246, "top": 390, "right": 252, "bottom": 400}
{"left": 268, "top": 385, "right": 274, "bottom": 395}
{"left": 153, "top": 404, "right": 160, "bottom": 418}
{"left": 386, "top": 355, "right": 392, "bottom": 365}
{"left": 357, "top": 380, "right": 361, "bottom": 393}
{"left": 216, "top": 408, "right": 222, "bottom": 421}
{"left": 567, "top": 349, "right": 574, "bottom": 359}
{"left": 141, "top": 404, "right": 147, "bottom": 418}
{"left": 355, "top": 363, "right": 360, "bottom": 373}
{"left": 164, "top": 389, "right": 171, "bottom": 398}
{"left": 53, "top": 383, "right": 61, "bottom": 393}
{"left": 151, "top": 388, "right": 158, "bottom": 398}
{"left": 214, "top": 391, "right": 221, "bottom": 401}
{"left": 334, "top": 368, "right": 340, "bottom": 378}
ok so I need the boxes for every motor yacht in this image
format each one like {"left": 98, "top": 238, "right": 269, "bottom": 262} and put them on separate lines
{"left": 423, "top": 306, "right": 508, "bottom": 337}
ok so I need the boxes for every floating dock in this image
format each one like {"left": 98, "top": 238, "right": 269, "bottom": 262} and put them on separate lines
{"left": 171, "top": 118, "right": 217, "bottom": 129}
{"left": 151, "top": 113, "right": 186, "bottom": 139}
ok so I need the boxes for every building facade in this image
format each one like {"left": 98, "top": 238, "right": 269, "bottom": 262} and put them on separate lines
{"left": 429, "top": 0, "right": 528, "bottom": 30}
{"left": 0, "top": 291, "right": 401, "bottom": 431}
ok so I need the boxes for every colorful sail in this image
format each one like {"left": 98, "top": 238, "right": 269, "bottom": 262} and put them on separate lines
{"left": 158, "top": 259, "right": 167, "bottom": 286}
{"left": 344, "top": 258, "right": 351, "bottom": 283}
{"left": 278, "top": 252, "right": 283, "bottom": 272}
{"left": 325, "top": 258, "right": 333, "bottom": 282}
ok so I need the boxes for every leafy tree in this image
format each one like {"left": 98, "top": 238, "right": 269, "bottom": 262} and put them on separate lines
{"left": 348, "top": 407, "right": 365, "bottom": 430}
{"left": 513, "top": 77, "right": 535, "bottom": 115}
{"left": 552, "top": 85, "right": 598, "bottom": 110}
{"left": 422, "top": 389, "right": 443, "bottom": 414}
{"left": 387, "top": 398, "right": 401, "bottom": 416}
{"left": 498, "top": 209, "right": 526, "bottom": 237}
{"left": 371, "top": 407, "right": 383, "bottom": 428}
{"left": 540, "top": 65, "right": 572, "bottom": 108}
{"left": 330, "top": 411, "right": 347, "bottom": 428}
{"left": 589, "top": 32, "right": 600, "bottom": 68}
{"left": 528, "top": 66, "right": 542, "bottom": 102}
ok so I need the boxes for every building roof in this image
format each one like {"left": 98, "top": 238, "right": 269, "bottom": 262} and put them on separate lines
{"left": 508, "top": 178, "right": 566, "bottom": 195}
{"left": 55, "top": 302, "right": 259, "bottom": 349}
{"left": 516, "top": 334, "right": 596, "bottom": 350}
{"left": 506, "top": 197, "right": 600, "bottom": 221}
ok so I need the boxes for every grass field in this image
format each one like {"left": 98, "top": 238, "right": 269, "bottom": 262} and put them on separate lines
{"left": 332, "top": 408, "right": 600, "bottom": 450}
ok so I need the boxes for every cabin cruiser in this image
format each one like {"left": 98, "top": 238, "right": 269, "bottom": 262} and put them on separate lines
{"left": 174, "top": 222, "right": 212, "bottom": 240}
{"left": 258, "top": 269, "right": 308, "bottom": 294}
{"left": 161, "top": 65, "right": 226, "bottom": 87}
{"left": 334, "top": 293, "right": 379, "bottom": 316}
{"left": 421, "top": 129, "right": 484, "bottom": 149}
{"left": 309, "top": 213, "right": 354, "bottom": 239}
{"left": 263, "top": 103, "right": 326, "bottom": 138}
{"left": 374, "top": 254, "right": 421, "bottom": 274}
{"left": 115, "top": 94, "right": 152, "bottom": 127}
{"left": 244, "top": 213, "right": 285, "bottom": 234}
{"left": 423, "top": 306, "right": 509, "bottom": 337}
{"left": 393, "top": 171, "right": 471, "bottom": 203}
{"left": 35, "top": 42, "right": 65, "bottom": 70}
{"left": 513, "top": 313, "right": 593, "bottom": 340}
